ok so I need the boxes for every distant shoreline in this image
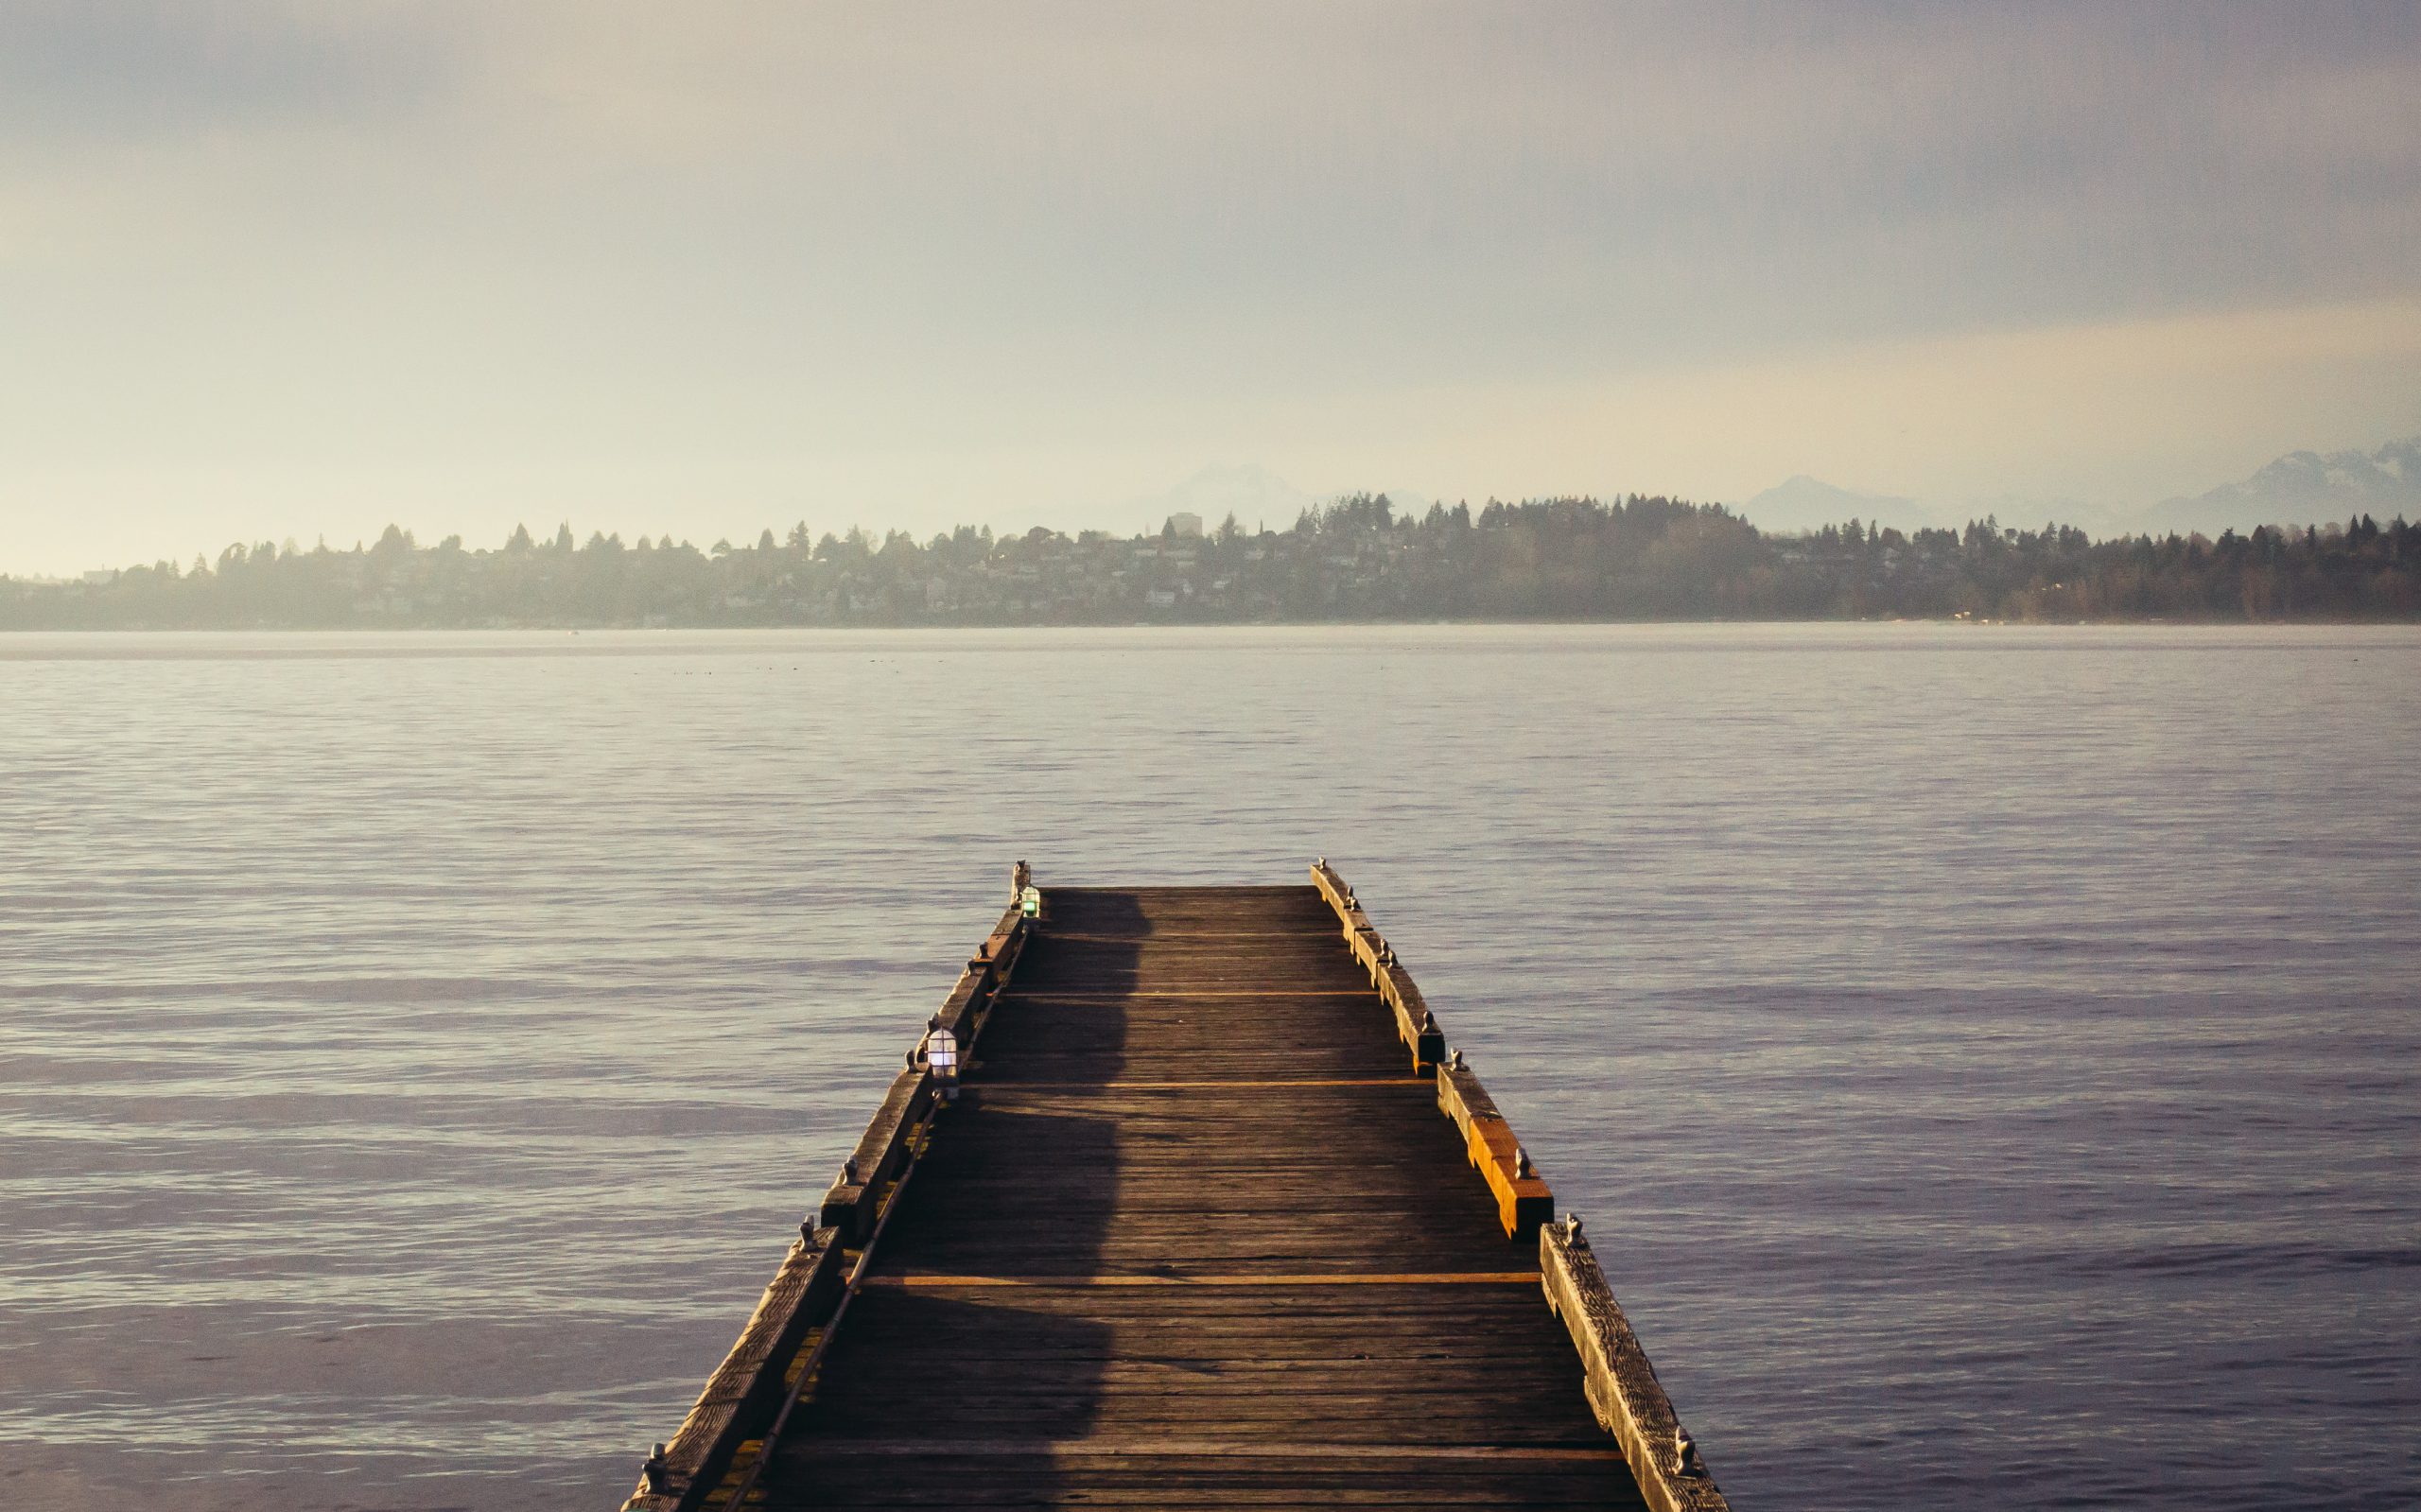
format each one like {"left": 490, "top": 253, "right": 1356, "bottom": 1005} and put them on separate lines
{"left": 8, "top": 495, "right": 2414, "bottom": 629}
{"left": 5, "top": 609, "right": 2421, "bottom": 629}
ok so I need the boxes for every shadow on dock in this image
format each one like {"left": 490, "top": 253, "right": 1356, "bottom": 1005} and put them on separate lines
{"left": 758, "top": 893, "right": 1145, "bottom": 1506}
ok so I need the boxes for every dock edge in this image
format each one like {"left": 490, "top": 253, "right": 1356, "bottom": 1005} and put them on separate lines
{"left": 1310, "top": 859, "right": 1731, "bottom": 1512}
{"left": 617, "top": 879, "right": 1034, "bottom": 1511}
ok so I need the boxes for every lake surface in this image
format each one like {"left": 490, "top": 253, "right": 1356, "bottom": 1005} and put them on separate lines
{"left": 3, "top": 624, "right": 2416, "bottom": 1511}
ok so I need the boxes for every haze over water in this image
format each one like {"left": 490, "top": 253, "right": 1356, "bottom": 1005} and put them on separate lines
{"left": 4, "top": 624, "right": 2416, "bottom": 1510}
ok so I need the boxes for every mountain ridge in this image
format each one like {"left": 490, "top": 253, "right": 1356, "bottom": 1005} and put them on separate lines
{"left": 2142, "top": 436, "right": 2421, "bottom": 535}
{"left": 1740, "top": 434, "right": 2421, "bottom": 538}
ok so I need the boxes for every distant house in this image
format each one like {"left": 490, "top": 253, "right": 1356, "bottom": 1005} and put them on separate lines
{"left": 1145, "top": 588, "right": 1178, "bottom": 609}
{"left": 1165, "top": 512, "right": 1204, "bottom": 538}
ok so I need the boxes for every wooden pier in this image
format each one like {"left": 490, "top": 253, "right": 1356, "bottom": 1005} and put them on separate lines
{"left": 619, "top": 865, "right": 1727, "bottom": 1512}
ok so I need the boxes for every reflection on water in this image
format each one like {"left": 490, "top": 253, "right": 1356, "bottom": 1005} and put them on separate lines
{"left": 3, "top": 625, "right": 2417, "bottom": 1509}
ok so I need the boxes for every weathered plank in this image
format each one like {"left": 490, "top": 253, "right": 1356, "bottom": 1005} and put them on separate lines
{"left": 1309, "top": 860, "right": 1444, "bottom": 1069}
{"left": 815, "top": 897, "right": 1033, "bottom": 1243}
{"left": 1541, "top": 1219, "right": 1731, "bottom": 1512}
{"left": 618, "top": 1228, "right": 845, "bottom": 1512}
{"left": 1438, "top": 1060, "right": 1557, "bottom": 1240}
{"left": 815, "top": 1065, "right": 935, "bottom": 1243}
{"left": 941, "top": 899, "right": 1031, "bottom": 1047}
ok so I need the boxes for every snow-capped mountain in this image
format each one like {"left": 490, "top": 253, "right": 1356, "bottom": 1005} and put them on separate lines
{"left": 2139, "top": 436, "right": 2421, "bottom": 535}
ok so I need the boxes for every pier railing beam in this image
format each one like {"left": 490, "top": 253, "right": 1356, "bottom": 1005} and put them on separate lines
{"left": 1310, "top": 860, "right": 1443, "bottom": 1070}
{"left": 1437, "top": 1058, "right": 1555, "bottom": 1239}
{"left": 816, "top": 895, "right": 1031, "bottom": 1242}
{"left": 617, "top": 1226, "right": 846, "bottom": 1512}
{"left": 817, "top": 1067, "right": 934, "bottom": 1243}
{"left": 624, "top": 872, "right": 1037, "bottom": 1510}
{"left": 1541, "top": 1217, "right": 1731, "bottom": 1512}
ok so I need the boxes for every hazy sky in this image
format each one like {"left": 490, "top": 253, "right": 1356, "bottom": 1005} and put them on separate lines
{"left": 5, "top": 1, "right": 2419, "bottom": 573}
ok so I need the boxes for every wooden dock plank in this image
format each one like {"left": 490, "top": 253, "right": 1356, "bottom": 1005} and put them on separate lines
{"left": 745, "top": 883, "right": 1651, "bottom": 1511}
{"left": 622, "top": 873, "right": 1724, "bottom": 1512}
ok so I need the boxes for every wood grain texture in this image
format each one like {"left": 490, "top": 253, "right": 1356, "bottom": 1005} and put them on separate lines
{"left": 1438, "top": 1064, "right": 1556, "bottom": 1240}
{"left": 619, "top": 898, "right": 1038, "bottom": 1510}
{"left": 1541, "top": 1223, "right": 1731, "bottom": 1512}
{"left": 617, "top": 1229, "right": 845, "bottom": 1512}
{"left": 816, "top": 1067, "right": 934, "bottom": 1243}
{"left": 1310, "top": 861, "right": 1445, "bottom": 1069}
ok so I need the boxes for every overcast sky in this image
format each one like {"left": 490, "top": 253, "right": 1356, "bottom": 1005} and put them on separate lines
{"left": 4, "top": 1, "right": 2418, "bottom": 573}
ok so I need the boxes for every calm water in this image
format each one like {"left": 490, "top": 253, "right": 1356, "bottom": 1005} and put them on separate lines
{"left": 3, "top": 624, "right": 2416, "bottom": 1511}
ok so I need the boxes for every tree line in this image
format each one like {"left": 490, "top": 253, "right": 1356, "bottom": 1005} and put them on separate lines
{"left": 6, "top": 495, "right": 2415, "bottom": 628}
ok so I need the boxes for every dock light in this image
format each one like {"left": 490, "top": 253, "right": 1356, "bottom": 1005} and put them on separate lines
{"left": 923, "top": 1017, "right": 961, "bottom": 1103}
{"left": 1019, "top": 885, "right": 1042, "bottom": 919}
